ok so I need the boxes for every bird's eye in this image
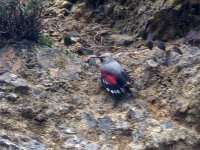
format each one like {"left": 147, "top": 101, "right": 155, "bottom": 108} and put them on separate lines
{"left": 100, "top": 57, "right": 104, "bottom": 62}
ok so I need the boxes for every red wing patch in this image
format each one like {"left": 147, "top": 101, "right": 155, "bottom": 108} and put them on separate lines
{"left": 104, "top": 75, "right": 117, "bottom": 84}
{"left": 100, "top": 70, "right": 124, "bottom": 96}
{"left": 100, "top": 69, "right": 132, "bottom": 97}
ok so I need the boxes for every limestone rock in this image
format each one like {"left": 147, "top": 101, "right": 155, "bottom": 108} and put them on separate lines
{"left": 83, "top": 112, "right": 97, "bottom": 128}
{"left": 98, "top": 116, "right": 116, "bottom": 132}
{"left": 0, "top": 72, "right": 29, "bottom": 94}
{"left": 5, "top": 93, "right": 18, "bottom": 102}
{"left": 63, "top": 136, "right": 87, "bottom": 149}
{"left": 0, "top": 132, "right": 46, "bottom": 150}
{"left": 126, "top": 108, "right": 146, "bottom": 121}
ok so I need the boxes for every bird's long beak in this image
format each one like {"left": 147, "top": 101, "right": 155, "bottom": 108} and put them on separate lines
{"left": 89, "top": 56, "right": 104, "bottom": 63}
{"left": 85, "top": 56, "right": 101, "bottom": 64}
{"left": 89, "top": 56, "right": 101, "bottom": 59}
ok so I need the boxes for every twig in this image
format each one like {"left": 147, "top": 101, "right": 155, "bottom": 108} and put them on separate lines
{"left": 94, "top": 26, "right": 102, "bottom": 44}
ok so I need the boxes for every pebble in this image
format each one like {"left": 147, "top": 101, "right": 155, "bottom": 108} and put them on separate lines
{"left": 85, "top": 143, "right": 100, "bottom": 150}
{"left": 153, "top": 126, "right": 162, "bottom": 133}
{"left": 160, "top": 121, "right": 173, "bottom": 129}
{"left": 35, "top": 114, "right": 47, "bottom": 123}
{"left": 65, "top": 128, "right": 77, "bottom": 134}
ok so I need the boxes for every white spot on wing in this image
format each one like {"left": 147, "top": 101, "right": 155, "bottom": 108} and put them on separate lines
{"left": 103, "top": 79, "right": 108, "bottom": 84}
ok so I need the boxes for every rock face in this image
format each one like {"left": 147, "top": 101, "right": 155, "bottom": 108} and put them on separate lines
{"left": 0, "top": 0, "right": 200, "bottom": 149}
{"left": 0, "top": 72, "right": 29, "bottom": 94}
{"left": 0, "top": 132, "right": 46, "bottom": 150}
{"left": 0, "top": 42, "right": 200, "bottom": 149}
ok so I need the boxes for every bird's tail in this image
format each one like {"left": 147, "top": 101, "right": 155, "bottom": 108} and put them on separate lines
{"left": 123, "top": 84, "right": 133, "bottom": 97}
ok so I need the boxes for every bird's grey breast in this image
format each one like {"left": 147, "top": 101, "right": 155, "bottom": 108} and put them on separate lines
{"left": 100, "top": 61, "right": 124, "bottom": 75}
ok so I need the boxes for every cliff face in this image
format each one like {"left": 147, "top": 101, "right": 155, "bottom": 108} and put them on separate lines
{"left": 43, "top": 0, "right": 200, "bottom": 47}
{"left": 0, "top": 0, "right": 200, "bottom": 150}
{"left": 92, "top": 0, "right": 200, "bottom": 40}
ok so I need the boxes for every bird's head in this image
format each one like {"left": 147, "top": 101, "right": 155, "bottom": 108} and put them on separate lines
{"left": 99, "top": 56, "right": 114, "bottom": 63}
{"left": 90, "top": 54, "right": 114, "bottom": 63}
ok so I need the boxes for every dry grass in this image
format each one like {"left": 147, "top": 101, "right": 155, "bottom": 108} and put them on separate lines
{"left": 0, "top": 0, "right": 43, "bottom": 48}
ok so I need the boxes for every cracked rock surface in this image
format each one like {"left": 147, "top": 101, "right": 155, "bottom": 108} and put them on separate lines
{"left": 0, "top": 0, "right": 200, "bottom": 149}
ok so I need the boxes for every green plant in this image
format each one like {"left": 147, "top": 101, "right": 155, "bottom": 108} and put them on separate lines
{"left": 38, "top": 33, "right": 53, "bottom": 48}
{"left": 64, "top": 35, "right": 72, "bottom": 46}
{"left": 0, "top": 0, "right": 43, "bottom": 48}
{"left": 59, "top": 47, "right": 77, "bottom": 57}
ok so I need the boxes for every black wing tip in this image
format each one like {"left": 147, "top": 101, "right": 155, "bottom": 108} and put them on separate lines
{"left": 101, "top": 76, "right": 136, "bottom": 99}
{"left": 103, "top": 84, "right": 133, "bottom": 98}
